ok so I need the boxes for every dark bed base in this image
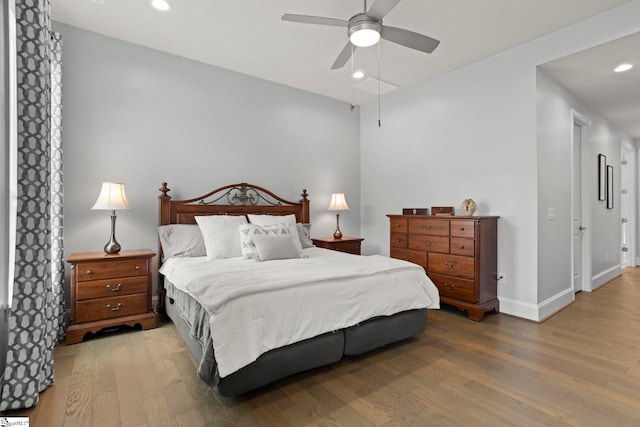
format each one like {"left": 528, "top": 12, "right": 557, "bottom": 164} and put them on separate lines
{"left": 166, "top": 294, "right": 427, "bottom": 396}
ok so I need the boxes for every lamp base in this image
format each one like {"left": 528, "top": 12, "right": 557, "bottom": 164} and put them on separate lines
{"left": 104, "top": 240, "right": 121, "bottom": 255}
{"left": 104, "top": 211, "right": 122, "bottom": 254}
{"left": 333, "top": 229, "right": 343, "bottom": 240}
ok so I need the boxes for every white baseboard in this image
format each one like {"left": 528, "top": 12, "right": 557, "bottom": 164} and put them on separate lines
{"left": 591, "top": 264, "right": 622, "bottom": 291}
{"left": 498, "top": 286, "right": 574, "bottom": 322}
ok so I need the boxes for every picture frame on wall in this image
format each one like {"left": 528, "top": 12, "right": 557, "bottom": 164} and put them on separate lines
{"left": 598, "top": 154, "right": 606, "bottom": 201}
{"left": 607, "top": 165, "right": 614, "bottom": 209}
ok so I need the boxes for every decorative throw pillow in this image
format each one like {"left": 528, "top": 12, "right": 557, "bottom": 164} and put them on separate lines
{"left": 239, "top": 222, "right": 291, "bottom": 259}
{"left": 252, "top": 234, "right": 301, "bottom": 262}
{"left": 157, "top": 224, "right": 206, "bottom": 260}
{"left": 247, "top": 214, "right": 303, "bottom": 252}
{"left": 195, "top": 215, "right": 247, "bottom": 259}
{"left": 296, "top": 223, "right": 314, "bottom": 248}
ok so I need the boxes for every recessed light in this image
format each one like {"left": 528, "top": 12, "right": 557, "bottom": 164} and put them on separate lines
{"left": 352, "top": 70, "right": 364, "bottom": 79}
{"left": 614, "top": 63, "right": 633, "bottom": 73}
{"left": 151, "top": 0, "right": 171, "bottom": 11}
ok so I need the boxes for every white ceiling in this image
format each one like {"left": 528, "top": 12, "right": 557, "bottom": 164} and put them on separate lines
{"left": 51, "top": 0, "right": 638, "bottom": 137}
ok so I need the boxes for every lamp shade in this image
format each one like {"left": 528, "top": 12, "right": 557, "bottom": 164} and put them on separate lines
{"left": 91, "top": 182, "right": 130, "bottom": 210}
{"left": 328, "top": 193, "right": 349, "bottom": 211}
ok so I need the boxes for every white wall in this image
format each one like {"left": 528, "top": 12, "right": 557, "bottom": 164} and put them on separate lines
{"left": 53, "top": 23, "right": 361, "bottom": 299}
{"left": 360, "top": 1, "right": 640, "bottom": 320}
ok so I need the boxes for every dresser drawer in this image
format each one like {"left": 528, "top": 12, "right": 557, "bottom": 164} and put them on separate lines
{"left": 390, "top": 232, "right": 408, "bottom": 248}
{"left": 390, "top": 218, "right": 408, "bottom": 233}
{"left": 450, "top": 238, "right": 475, "bottom": 256}
{"left": 450, "top": 220, "right": 475, "bottom": 238}
{"left": 408, "top": 234, "right": 449, "bottom": 253}
{"left": 390, "top": 248, "right": 427, "bottom": 269}
{"left": 76, "top": 293, "right": 148, "bottom": 323}
{"left": 428, "top": 253, "right": 475, "bottom": 279}
{"left": 429, "top": 273, "right": 476, "bottom": 303}
{"left": 77, "top": 259, "right": 148, "bottom": 281}
{"left": 77, "top": 276, "right": 148, "bottom": 301}
{"left": 409, "top": 218, "right": 449, "bottom": 236}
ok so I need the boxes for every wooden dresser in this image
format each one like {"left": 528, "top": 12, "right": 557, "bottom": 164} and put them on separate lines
{"left": 66, "top": 249, "right": 156, "bottom": 344}
{"left": 387, "top": 215, "right": 499, "bottom": 321}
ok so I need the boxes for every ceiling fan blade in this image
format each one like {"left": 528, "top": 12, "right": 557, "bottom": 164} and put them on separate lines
{"left": 331, "top": 42, "right": 357, "bottom": 70}
{"left": 381, "top": 26, "right": 440, "bottom": 53}
{"left": 281, "top": 14, "right": 348, "bottom": 28}
{"left": 367, "top": 0, "right": 402, "bottom": 20}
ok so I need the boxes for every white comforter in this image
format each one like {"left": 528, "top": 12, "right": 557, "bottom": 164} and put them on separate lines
{"left": 160, "top": 247, "right": 439, "bottom": 377}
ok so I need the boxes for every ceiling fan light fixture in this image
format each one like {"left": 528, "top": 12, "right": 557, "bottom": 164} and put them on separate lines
{"left": 350, "top": 27, "right": 380, "bottom": 47}
{"left": 348, "top": 16, "right": 382, "bottom": 47}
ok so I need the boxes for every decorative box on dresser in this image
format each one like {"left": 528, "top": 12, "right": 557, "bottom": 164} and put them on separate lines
{"left": 312, "top": 237, "right": 364, "bottom": 255}
{"left": 387, "top": 215, "right": 499, "bottom": 321}
{"left": 66, "top": 249, "right": 157, "bottom": 344}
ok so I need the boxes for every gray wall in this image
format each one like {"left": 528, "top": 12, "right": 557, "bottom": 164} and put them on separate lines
{"left": 360, "top": 1, "right": 640, "bottom": 321}
{"left": 53, "top": 23, "right": 361, "bottom": 301}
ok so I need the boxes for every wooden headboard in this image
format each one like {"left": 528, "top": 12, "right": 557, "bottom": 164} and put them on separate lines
{"left": 158, "top": 182, "right": 310, "bottom": 224}
{"left": 158, "top": 181, "right": 310, "bottom": 258}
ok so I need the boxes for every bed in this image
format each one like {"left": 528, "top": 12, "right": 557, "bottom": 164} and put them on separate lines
{"left": 157, "top": 182, "right": 439, "bottom": 396}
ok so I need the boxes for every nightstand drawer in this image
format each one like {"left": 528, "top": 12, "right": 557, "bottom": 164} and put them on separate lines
{"left": 76, "top": 294, "right": 148, "bottom": 323}
{"left": 429, "top": 273, "right": 476, "bottom": 303}
{"left": 77, "top": 276, "right": 148, "bottom": 301}
{"left": 390, "top": 232, "right": 408, "bottom": 248}
{"left": 77, "top": 259, "right": 148, "bottom": 281}
{"left": 409, "top": 219, "right": 449, "bottom": 236}
{"left": 408, "top": 234, "right": 449, "bottom": 253}
{"left": 428, "top": 253, "right": 475, "bottom": 279}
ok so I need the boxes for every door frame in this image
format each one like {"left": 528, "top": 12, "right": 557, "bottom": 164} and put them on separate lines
{"left": 620, "top": 139, "right": 636, "bottom": 267}
{"left": 571, "top": 109, "right": 591, "bottom": 292}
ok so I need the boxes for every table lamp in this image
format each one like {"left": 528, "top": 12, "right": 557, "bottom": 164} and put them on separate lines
{"left": 92, "top": 182, "right": 130, "bottom": 254}
{"left": 328, "top": 193, "right": 349, "bottom": 240}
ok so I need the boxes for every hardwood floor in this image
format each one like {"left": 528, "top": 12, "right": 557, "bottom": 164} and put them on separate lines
{"left": 4, "top": 268, "right": 640, "bottom": 426}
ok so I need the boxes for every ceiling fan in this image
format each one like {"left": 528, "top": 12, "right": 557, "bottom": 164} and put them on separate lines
{"left": 282, "top": 0, "right": 440, "bottom": 70}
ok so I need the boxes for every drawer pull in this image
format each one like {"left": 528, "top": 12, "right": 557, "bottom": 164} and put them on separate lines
{"left": 86, "top": 270, "right": 93, "bottom": 275}
{"left": 421, "top": 225, "right": 432, "bottom": 230}
{"left": 135, "top": 266, "right": 141, "bottom": 270}
{"left": 404, "top": 256, "right": 413, "bottom": 261}
{"left": 395, "top": 238, "right": 402, "bottom": 243}
{"left": 106, "top": 303, "right": 123, "bottom": 312}
{"left": 422, "top": 240, "right": 432, "bottom": 246}
{"left": 459, "top": 245, "right": 465, "bottom": 249}
{"left": 459, "top": 227, "right": 465, "bottom": 231}
{"left": 445, "top": 283, "right": 455, "bottom": 290}
{"left": 444, "top": 261, "right": 455, "bottom": 269}
{"left": 395, "top": 223, "right": 402, "bottom": 228}
{"left": 106, "top": 283, "right": 122, "bottom": 292}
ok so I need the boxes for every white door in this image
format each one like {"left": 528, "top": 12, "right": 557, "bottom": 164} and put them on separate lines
{"left": 572, "top": 123, "right": 584, "bottom": 293}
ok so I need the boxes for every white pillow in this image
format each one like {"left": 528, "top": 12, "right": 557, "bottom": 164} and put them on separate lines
{"left": 252, "top": 234, "right": 301, "bottom": 262}
{"left": 247, "top": 214, "right": 303, "bottom": 253}
{"left": 195, "top": 215, "right": 247, "bottom": 259}
{"left": 239, "top": 223, "right": 291, "bottom": 259}
{"left": 157, "top": 224, "right": 206, "bottom": 260}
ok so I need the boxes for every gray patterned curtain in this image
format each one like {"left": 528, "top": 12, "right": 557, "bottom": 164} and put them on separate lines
{"left": 0, "top": 0, "right": 65, "bottom": 411}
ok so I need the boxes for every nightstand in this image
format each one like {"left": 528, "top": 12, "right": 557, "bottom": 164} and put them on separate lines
{"left": 312, "top": 237, "right": 364, "bottom": 255}
{"left": 66, "top": 249, "right": 156, "bottom": 344}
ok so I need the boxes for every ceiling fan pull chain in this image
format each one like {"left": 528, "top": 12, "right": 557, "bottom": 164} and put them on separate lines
{"left": 378, "top": 40, "right": 381, "bottom": 127}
